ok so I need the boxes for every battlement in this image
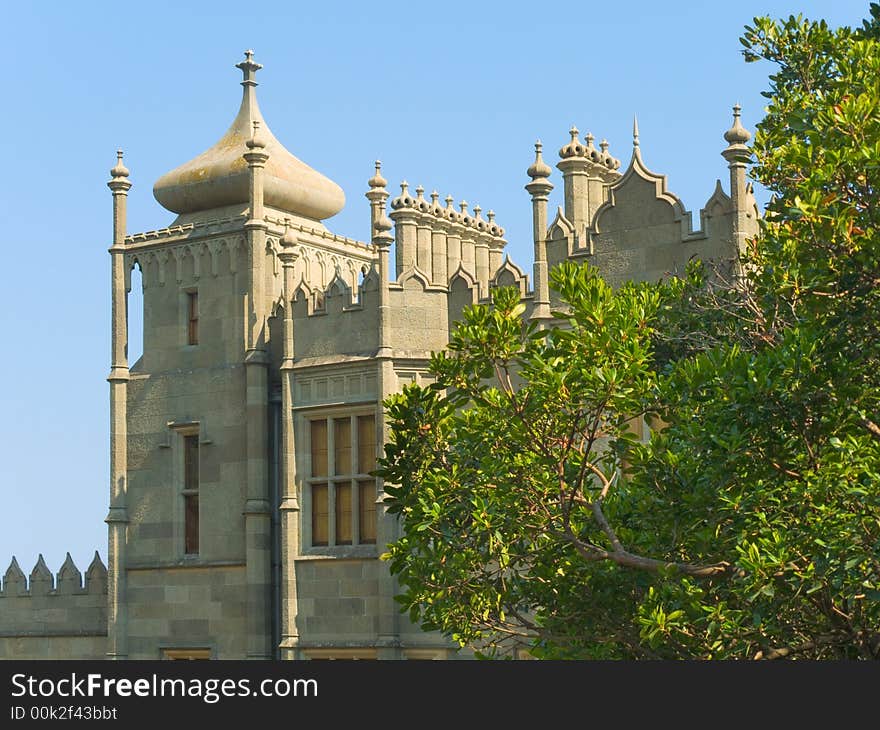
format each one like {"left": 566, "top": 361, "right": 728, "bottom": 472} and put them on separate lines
{"left": 388, "top": 182, "right": 509, "bottom": 292}
{"left": 0, "top": 553, "right": 107, "bottom": 638}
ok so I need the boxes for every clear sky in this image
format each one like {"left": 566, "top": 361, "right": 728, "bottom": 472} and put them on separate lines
{"left": 0, "top": 0, "right": 870, "bottom": 581}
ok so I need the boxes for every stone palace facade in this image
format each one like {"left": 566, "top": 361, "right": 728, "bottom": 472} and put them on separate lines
{"left": 0, "top": 52, "right": 758, "bottom": 659}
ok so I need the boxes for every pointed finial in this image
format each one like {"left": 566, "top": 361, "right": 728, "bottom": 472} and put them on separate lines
{"left": 430, "top": 190, "right": 439, "bottom": 204}
{"left": 368, "top": 159, "right": 387, "bottom": 189}
{"left": 569, "top": 125, "right": 579, "bottom": 142}
{"left": 459, "top": 200, "right": 469, "bottom": 214}
{"left": 527, "top": 139, "right": 552, "bottom": 179}
{"left": 724, "top": 103, "right": 751, "bottom": 145}
{"left": 445, "top": 194, "right": 454, "bottom": 209}
{"left": 473, "top": 204, "right": 482, "bottom": 218}
{"left": 236, "top": 49, "right": 262, "bottom": 87}
{"left": 110, "top": 149, "right": 129, "bottom": 179}
{"left": 415, "top": 184, "right": 425, "bottom": 199}
{"left": 585, "top": 132, "right": 595, "bottom": 146}
{"left": 633, "top": 116, "right": 640, "bottom": 148}
{"left": 400, "top": 180, "right": 409, "bottom": 194}
{"left": 600, "top": 139, "right": 609, "bottom": 152}
{"left": 487, "top": 210, "right": 495, "bottom": 222}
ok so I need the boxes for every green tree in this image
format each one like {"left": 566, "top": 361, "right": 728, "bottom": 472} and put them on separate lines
{"left": 379, "top": 5, "right": 880, "bottom": 659}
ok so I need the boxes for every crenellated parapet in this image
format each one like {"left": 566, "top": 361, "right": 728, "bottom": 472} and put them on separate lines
{"left": 0, "top": 553, "right": 107, "bottom": 639}
{"left": 389, "top": 181, "right": 507, "bottom": 295}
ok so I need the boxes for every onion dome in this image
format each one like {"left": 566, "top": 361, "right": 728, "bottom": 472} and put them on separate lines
{"left": 527, "top": 140, "right": 552, "bottom": 179}
{"left": 724, "top": 104, "right": 751, "bottom": 145}
{"left": 390, "top": 180, "right": 414, "bottom": 209}
{"left": 559, "top": 125, "right": 584, "bottom": 158}
{"left": 558, "top": 125, "right": 620, "bottom": 170}
{"left": 110, "top": 150, "right": 129, "bottom": 179}
{"left": 153, "top": 51, "right": 345, "bottom": 221}
{"left": 368, "top": 160, "right": 387, "bottom": 189}
{"left": 430, "top": 190, "right": 443, "bottom": 216}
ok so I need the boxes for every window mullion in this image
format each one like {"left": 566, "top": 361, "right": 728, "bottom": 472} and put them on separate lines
{"left": 327, "top": 418, "right": 336, "bottom": 547}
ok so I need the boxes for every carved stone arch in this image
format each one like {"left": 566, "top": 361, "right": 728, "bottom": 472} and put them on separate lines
{"left": 312, "top": 250, "right": 328, "bottom": 288}
{"left": 593, "top": 147, "right": 695, "bottom": 240}
{"left": 398, "top": 265, "right": 432, "bottom": 291}
{"left": 547, "top": 206, "right": 574, "bottom": 242}
{"left": 360, "top": 265, "right": 380, "bottom": 294}
{"left": 692, "top": 179, "right": 732, "bottom": 241}
{"left": 269, "top": 292, "right": 285, "bottom": 320}
{"left": 490, "top": 256, "right": 529, "bottom": 298}
{"left": 323, "top": 271, "right": 352, "bottom": 312}
{"left": 125, "top": 253, "right": 140, "bottom": 292}
{"left": 266, "top": 236, "right": 281, "bottom": 276}
{"left": 292, "top": 276, "right": 314, "bottom": 316}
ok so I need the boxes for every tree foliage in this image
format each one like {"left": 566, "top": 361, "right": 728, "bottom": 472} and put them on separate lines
{"left": 378, "top": 5, "right": 880, "bottom": 659}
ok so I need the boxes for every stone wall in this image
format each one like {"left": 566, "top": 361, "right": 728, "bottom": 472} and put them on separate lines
{"left": 0, "top": 553, "right": 107, "bottom": 659}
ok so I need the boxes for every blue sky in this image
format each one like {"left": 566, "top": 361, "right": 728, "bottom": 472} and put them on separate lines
{"left": 0, "top": 0, "right": 869, "bottom": 580}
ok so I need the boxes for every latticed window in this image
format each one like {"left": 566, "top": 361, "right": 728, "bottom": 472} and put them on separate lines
{"left": 309, "top": 413, "right": 377, "bottom": 547}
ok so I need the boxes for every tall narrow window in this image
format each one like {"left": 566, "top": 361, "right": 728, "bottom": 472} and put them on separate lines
{"left": 311, "top": 420, "right": 329, "bottom": 546}
{"left": 308, "top": 413, "right": 377, "bottom": 548}
{"left": 183, "top": 434, "right": 200, "bottom": 554}
{"left": 187, "top": 291, "right": 199, "bottom": 345}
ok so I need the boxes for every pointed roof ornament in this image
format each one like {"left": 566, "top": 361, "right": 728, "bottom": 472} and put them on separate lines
{"left": 86, "top": 551, "right": 107, "bottom": 578}
{"left": 57, "top": 552, "right": 82, "bottom": 586}
{"left": 560, "top": 125, "right": 585, "bottom": 158}
{"left": 110, "top": 149, "right": 129, "bottom": 179}
{"left": 633, "top": 116, "right": 640, "bottom": 149}
{"left": 236, "top": 49, "right": 262, "bottom": 87}
{"left": 368, "top": 160, "right": 387, "bottom": 189}
{"left": 527, "top": 140, "right": 552, "bottom": 179}
{"left": 153, "top": 50, "right": 344, "bottom": 220}
{"left": 4, "top": 556, "right": 25, "bottom": 581}
{"left": 724, "top": 103, "right": 751, "bottom": 146}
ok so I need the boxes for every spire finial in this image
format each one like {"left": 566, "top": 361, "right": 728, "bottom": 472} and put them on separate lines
{"left": 569, "top": 125, "right": 579, "bottom": 142}
{"left": 586, "top": 132, "right": 595, "bottom": 146}
{"left": 723, "top": 103, "right": 751, "bottom": 146}
{"left": 368, "top": 159, "right": 387, "bottom": 189}
{"left": 445, "top": 194, "right": 454, "bottom": 209}
{"left": 430, "top": 190, "right": 439, "bottom": 204}
{"left": 236, "top": 49, "right": 263, "bottom": 87}
{"left": 110, "top": 149, "right": 129, "bottom": 179}
{"left": 633, "top": 116, "right": 640, "bottom": 148}
{"left": 527, "top": 138, "right": 552, "bottom": 179}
